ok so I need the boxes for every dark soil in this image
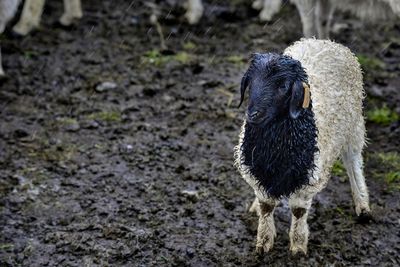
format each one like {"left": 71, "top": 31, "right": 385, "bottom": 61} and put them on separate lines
{"left": 1, "top": 1, "right": 399, "bottom": 266}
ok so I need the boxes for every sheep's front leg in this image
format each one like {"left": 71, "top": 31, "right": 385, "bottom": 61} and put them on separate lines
{"left": 12, "top": 0, "right": 46, "bottom": 36}
{"left": 255, "top": 198, "right": 278, "bottom": 254}
{"left": 289, "top": 192, "right": 314, "bottom": 255}
{"left": 60, "top": 0, "right": 83, "bottom": 26}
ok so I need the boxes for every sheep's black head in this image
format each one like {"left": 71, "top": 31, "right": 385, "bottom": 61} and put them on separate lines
{"left": 239, "top": 53, "right": 310, "bottom": 125}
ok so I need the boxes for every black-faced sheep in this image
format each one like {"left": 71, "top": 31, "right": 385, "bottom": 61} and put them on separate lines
{"left": 234, "top": 38, "right": 371, "bottom": 254}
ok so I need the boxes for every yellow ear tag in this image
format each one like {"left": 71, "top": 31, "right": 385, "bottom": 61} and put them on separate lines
{"left": 302, "top": 82, "right": 310, "bottom": 108}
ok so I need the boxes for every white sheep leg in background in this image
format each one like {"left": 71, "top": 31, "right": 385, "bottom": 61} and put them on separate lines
{"left": 255, "top": 198, "right": 279, "bottom": 254}
{"left": 185, "top": 0, "right": 204, "bottom": 25}
{"left": 12, "top": 0, "right": 45, "bottom": 36}
{"left": 315, "top": 0, "right": 335, "bottom": 39}
{"left": 259, "top": 0, "right": 283, "bottom": 21}
{"left": 0, "top": 0, "right": 20, "bottom": 77}
{"left": 0, "top": 48, "right": 4, "bottom": 77}
{"left": 0, "top": 0, "right": 20, "bottom": 33}
{"left": 292, "top": 0, "right": 317, "bottom": 37}
{"left": 59, "top": 0, "right": 82, "bottom": 26}
{"left": 386, "top": 0, "right": 400, "bottom": 14}
{"left": 342, "top": 141, "right": 370, "bottom": 216}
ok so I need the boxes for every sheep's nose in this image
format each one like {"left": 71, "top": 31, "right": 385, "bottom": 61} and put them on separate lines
{"left": 249, "top": 110, "right": 259, "bottom": 120}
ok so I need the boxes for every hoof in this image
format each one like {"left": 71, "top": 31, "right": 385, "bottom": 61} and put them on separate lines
{"left": 10, "top": 29, "right": 28, "bottom": 38}
{"left": 58, "top": 17, "right": 81, "bottom": 28}
{"left": 0, "top": 74, "right": 9, "bottom": 84}
{"left": 255, "top": 240, "right": 274, "bottom": 255}
{"left": 12, "top": 24, "right": 37, "bottom": 36}
{"left": 54, "top": 20, "right": 76, "bottom": 30}
{"left": 255, "top": 244, "right": 272, "bottom": 255}
{"left": 252, "top": 0, "right": 263, "bottom": 10}
{"left": 255, "top": 245, "right": 264, "bottom": 255}
{"left": 356, "top": 210, "right": 373, "bottom": 224}
{"left": 290, "top": 246, "right": 307, "bottom": 256}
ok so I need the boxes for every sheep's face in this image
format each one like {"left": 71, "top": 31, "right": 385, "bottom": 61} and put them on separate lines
{"left": 238, "top": 53, "right": 309, "bottom": 125}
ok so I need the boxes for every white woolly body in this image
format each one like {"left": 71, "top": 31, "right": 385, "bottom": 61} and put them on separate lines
{"left": 235, "top": 39, "right": 370, "bottom": 254}
{"left": 284, "top": 38, "right": 366, "bottom": 195}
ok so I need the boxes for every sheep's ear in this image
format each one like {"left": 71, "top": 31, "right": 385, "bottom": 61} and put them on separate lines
{"left": 238, "top": 71, "right": 250, "bottom": 108}
{"left": 289, "top": 80, "right": 305, "bottom": 119}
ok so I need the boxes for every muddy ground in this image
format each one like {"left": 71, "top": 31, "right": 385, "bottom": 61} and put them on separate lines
{"left": 0, "top": 0, "right": 399, "bottom": 266}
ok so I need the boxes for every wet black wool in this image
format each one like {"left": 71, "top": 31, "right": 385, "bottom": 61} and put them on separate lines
{"left": 242, "top": 108, "right": 318, "bottom": 199}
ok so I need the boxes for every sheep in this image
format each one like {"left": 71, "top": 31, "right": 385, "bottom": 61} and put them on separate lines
{"left": 294, "top": 0, "right": 400, "bottom": 38}
{"left": 285, "top": 0, "right": 400, "bottom": 38}
{"left": 234, "top": 38, "right": 371, "bottom": 255}
{"left": 184, "top": 0, "right": 281, "bottom": 24}
{"left": 12, "top": 0, "right": 83, "bottom": 36}
{"left": 0, "top": 0, "right": 19, "bottom": 77}
{"left": 0, "top": 0, "right": 82, "bottom": 77}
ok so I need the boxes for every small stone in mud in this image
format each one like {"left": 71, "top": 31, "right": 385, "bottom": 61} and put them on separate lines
{"left": 186, "top": 248, "right": 195, "bottom": 258}
{"left": 180, "top": 189, "right": 199, "bottom": 202}
{"left": 65, "top": 121, "right": 80, "bottom": 132}
{"left": 95, "top": 81, "right": 118, "bottom": 92}
{"left": 130, "top": 16, "right": 140, "bottom": 25}
{"left": 120, "top": 144, "right": 134, "bottom": 154}
{"left": 13, "top": 128, "right": 29, "bottom": 138}
{"left": 81, "top": 120, "right": 99, "bottom": 129}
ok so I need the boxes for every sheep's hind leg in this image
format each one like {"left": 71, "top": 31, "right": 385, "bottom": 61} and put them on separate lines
{"left": 342, "top": 147, "right": 371, "bottom": 219}
{"left": 255, "top": 198, "right": 279, "bottom": 254}
{"left": 292, "top": 0, "right": 317, "bottom": 38}
{"left": 315, "top": 0, "right": 335, "bottom": 39}
{"left": 289, "top": 192, "right": 314, "bottom": 255}
{"left": 12, "top": 0, "right": 46, "bottom": 36}
{"left": 258, "top": 0, "right": 282, "bottom": 22}
{"left": 249, "top": 197, "right": 259, "bottom": 214}
{"left": 0, "top": 48, "right": 5, "bottom": 77}
{"left": 60, "top": 0, "right": 83, "bottom": 26}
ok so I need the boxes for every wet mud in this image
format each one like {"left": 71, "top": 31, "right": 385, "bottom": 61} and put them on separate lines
{"left": 0, "top": 1, "right": 399, "bottom": 266}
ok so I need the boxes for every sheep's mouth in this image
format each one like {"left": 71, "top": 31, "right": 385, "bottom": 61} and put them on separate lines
{"left": 246, "top": 113, "right": 268, "bottom": 125}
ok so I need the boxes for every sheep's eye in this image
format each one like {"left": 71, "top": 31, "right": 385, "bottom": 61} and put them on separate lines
{"left": 279, "top": 85, "right": 288, "bottom": 93}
